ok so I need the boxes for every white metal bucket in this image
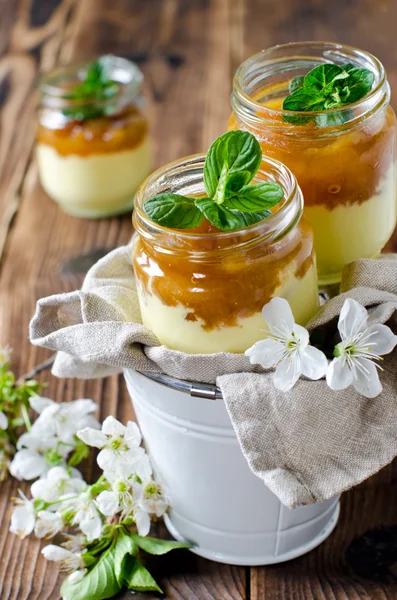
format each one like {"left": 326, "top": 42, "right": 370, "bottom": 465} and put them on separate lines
{"left": 124, "top": 369, "right": 339, "bottom": 566}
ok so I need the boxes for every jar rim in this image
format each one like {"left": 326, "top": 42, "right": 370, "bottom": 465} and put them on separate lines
{"left": 133, "top": 152, "right": 303, "bottom": 254}
{"left": 232, "top": 41, "right": 388, "bottom": 132}
{"left": 38, "top": 55, "right": 143, "bottom": 108}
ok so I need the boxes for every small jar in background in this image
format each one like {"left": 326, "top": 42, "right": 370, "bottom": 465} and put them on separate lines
{"left": 36, "top": 55, "right": 151, "bottom": 218}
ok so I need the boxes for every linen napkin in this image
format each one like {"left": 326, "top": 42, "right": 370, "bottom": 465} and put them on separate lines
{"left": 29, "top": 244, "right": 397, "bottom": 507}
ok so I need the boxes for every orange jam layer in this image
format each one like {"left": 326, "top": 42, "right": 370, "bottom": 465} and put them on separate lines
{"left": 132, "top": 217, "right": 315, "bottom": 331}
{"left": 229, "top": 102, "right": 397, "bottom": 210}
{"left": 38, "top": 105, "right": 148, "bottom": 157}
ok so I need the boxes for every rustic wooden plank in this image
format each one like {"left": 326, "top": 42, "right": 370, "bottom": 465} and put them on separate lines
{"left": 0, "top": 0, "right": 247, "bottom": 598}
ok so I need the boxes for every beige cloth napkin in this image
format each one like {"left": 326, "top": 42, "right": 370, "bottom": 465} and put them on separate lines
{"left": 29, "top": 245, "right": 397, "bottom": 507}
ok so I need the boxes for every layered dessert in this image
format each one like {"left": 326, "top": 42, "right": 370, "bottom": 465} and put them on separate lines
{"left": 37, "top": 107, "right": 150, "bottom": 217}
{"left": 230, "top": 44, "right": 397, "bottom": 284}
{"left": 133, "top": 218, "right": 318, "bottom": 354}
{"left": 132, "top": 134, "right": 319, "bottom": 355}
{"left": 37, "top": 56, "right": 151, "bottom": 218}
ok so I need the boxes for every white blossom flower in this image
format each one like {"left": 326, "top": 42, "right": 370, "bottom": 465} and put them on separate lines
{"left": 67, "top": 569, "right": 87, "bottom": 585}
{"left": 41, "top": 545, "right": 85, "bottom": 573}
{"left": 31, "top": 466, "right": 87, "bottom": 503}
{"left": 77, "top": 416, "right": 144, "bottom": 472}
{"left": 245, "top": 297, "right": 328, "bottom": 391}
{"left": 96, "top": 475, "right": 134, "bottom": 520}
{"left": 30, "top": 398, "right": 100, "bottom": 444}
{"left": 0, "top": 410, "right": 8, "bottom": 430}
{"left": 34, "top": 510, "right": 64, "bottom": 538}
{"left": 67, "top": 491, "right": 103, "bottom": 542}
{"left": 9, "top": 490, "right": 35, "bottom": 539}
{"left": 326, "top": 298, "right": 397, "bottom": 398}
{"left": 10, "top": 430, "right": 63, "bottom": 481}
{"left": 61, "top": 533, "right": 86, "bottom": 553}
{"left": 135, "top": 480, "right": 168, "bottom": 518}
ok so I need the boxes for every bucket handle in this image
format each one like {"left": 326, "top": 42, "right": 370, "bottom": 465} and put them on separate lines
{"left": 138, "top": 371, "right": 222, "bottom": 400}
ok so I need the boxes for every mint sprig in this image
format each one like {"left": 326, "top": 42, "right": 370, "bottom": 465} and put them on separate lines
{"left": 62, "top": 55, "right": 119, "bottom": 121}
{"left": 282, "top": 62, "right": 375, "bottom": 126}
{"left": 143, "top": 131, "right": 284, "bottom": 231}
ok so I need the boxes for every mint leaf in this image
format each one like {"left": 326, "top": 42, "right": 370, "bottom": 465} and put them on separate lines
{"left": 135, "top": 534, "right": 191, "bottom": 555}
{"left": 231, "top": 210, "right": 271, "bottom": 226}
{"left": 223, "top": 182, "right": 283, "bottom": 213}
{"left": 289, "top": 75, "right": 304, "bottom": 94}
{"left": 204, "top": 131, "right": 261, "bottom": 200}
{"left": 304, "top": 63, "right": 348, "bottom": 91}
{"left": 121, "top": 556, "right": 162, "bottom": 593}
{"left": 61, "top": 544, "right": 120, "bottom": 600}
{"left": 195, "top": 198, "right": 247, "bottom": 231}
{"left": 342, "top": 66, "right": 375, "bottom": 103}
{"left": 144, "top": 194, "right": 204, "bottom": 229}
{"left": 282, "top": 87, "right": 325, "bottom": 112}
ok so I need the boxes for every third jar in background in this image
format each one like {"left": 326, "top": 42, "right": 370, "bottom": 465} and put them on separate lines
{"left": 229, "top": 42, "right": 397, "bottom": 285}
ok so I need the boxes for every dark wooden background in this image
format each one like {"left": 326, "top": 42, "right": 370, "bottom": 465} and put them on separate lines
{"left": 1, "top": 0, "right": 397, "bottom": 598}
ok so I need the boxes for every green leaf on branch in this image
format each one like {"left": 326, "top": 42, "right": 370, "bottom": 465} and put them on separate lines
{"left": 121, "top": 555, "right": 163, "bottom": 593}
{"left": 61, "top": 544, "right": 120, "bottom": 600}
{"left": 135, "top": 534, "right": 191, "bottom": 555}
{"left": 113, "top": 529, "right": 138, "bottom": 585}
{"left": 144, "top": 194, "right": 204, "bottom": 229}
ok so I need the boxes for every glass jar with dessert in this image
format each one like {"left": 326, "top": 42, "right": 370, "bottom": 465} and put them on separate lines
{"left": 229, "top": 42, "right": 397, "bottom": 285}
{"left": 37, "top": 55, "right": 151, "bottom": 218}
{"left": 132, "top": 131, "right": 319, "bottom": 354}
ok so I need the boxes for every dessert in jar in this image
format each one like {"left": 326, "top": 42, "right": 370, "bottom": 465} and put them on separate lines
{"left": 229, "top": 42, "right": 397, "bottom": 285}
{"left": 132, "top": 131, "right": 319, "bottom": 354}
{"left": 37, "top": 55, "right": 151, "bottom": 218}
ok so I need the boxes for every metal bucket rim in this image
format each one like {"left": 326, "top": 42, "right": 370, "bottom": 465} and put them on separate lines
{"left": 133, "top": 370, "right": 223, "bottom": 400}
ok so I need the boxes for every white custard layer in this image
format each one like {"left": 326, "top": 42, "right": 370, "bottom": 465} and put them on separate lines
{"left": 305, "top": 164, "right": 397, "bottom": 285}
{"left": 137, "top": 267, "right": 319, "bottom": 354}
{"left": 37, "top": 137, "right": 151, "bottom": 218}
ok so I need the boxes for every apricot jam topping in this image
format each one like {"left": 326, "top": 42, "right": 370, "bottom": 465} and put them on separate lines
{"left": 38, "top": 105, "right": 148, "bottom": 157}
{"left": 229, "top": 102, "right": 397, "bottom": 210}
{"left": 132, "top": 217, "right": 315, "bottom": 331}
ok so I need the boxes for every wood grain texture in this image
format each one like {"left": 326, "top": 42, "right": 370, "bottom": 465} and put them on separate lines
{"left": 0, "top": 0, "right": 397, "bottom": 598}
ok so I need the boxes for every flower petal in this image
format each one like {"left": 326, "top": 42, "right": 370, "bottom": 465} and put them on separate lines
{"left": 0, "top": 411, "right": 8, "bottom": 430}
{"left": 134, "top": 509, "right": 151, "bottom": 537}
{"left": 41, "top": 545, "right": 71, "bottom": 562}
{"left": 338, "top": 298, "right": 368, "bottom": 340}
{"left": 300, "top": 346, "right": 328, "bottom": 380}
{"left": 76, "top": 428, "right": 107, "bottom": 449}
{"left": 125, "top": 421, "right": 142, "bottom": 447}
{"left": 326, "top": 357, "right": 354, "bottom": 390}
{"left": 101, "top": 416, "right": 125, "bottom": 438}
{"left": 79, "top": 510, "right": 102, "bottom": 542}
{"left": 245, "top": 338, "right": 285, "bottom": 368}
{"left": 365, "top": 323, "right": 397, "bottom": 356}
{"left": 96, "top": 491, "right": 119, "bottom": 517}
{"left": 262, "top": 297, "right": 295, "bottom": 336}
{"left": 10, "top": 504, "right": 35, "bottom": 539}
{"left": 29, "top": 397, "right": 55, "bottom": 414}
{"left": 68, "top": 569, "right": 86, "bottom": 585}
{"left": 10, "top": 449, "right": 47, "bottom": 481}
{"left": 352, "top": 358, "right": 383, "bottom": 398}
{"left": 292, "top": 324, "right": 309, "bottom": 349}
{"left": 274, "top": 357, "right": 301, "bottom": 392}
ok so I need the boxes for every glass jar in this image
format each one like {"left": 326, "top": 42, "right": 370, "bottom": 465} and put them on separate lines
{"left": 132, "top": 154, "right": 319, "bottom": 354}
{"left": 230, "top": 42, "right": 397, "bottom": 285}
{"left": 37, "top": 56, "right": 151, "bottom": 218}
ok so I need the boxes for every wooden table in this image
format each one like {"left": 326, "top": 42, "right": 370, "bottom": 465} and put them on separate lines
{"left": 1, "top": 0, "right": 397, "bottom": 598}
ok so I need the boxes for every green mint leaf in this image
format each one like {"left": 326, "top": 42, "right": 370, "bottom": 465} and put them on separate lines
{"left": 143, "top": 194, "right": 204, "bottom": 229}
{"left": 121, "top": 555, "right": 162, "bottom": 593}
{"left": 222, "top": 182, "right": 283, "bottom": 213}
{"left": 282, "top": 87, "right": 325, "bottom": 112}
{"left": 315, "top": 110, "right": 353, "bottom": 127}
{"left": 113, "top": 530, "right": 138, "bottom": 585}
{"left": 60, "top": 544, "right": 120, "bottom": 600}
{"left": 203, "top": 131, "right": 262, "bottom": 200}
{"left": 195, "top": 198, "right": 246, "bottom": 231}
{"left": 135, "top": 534, "right": 191, "bottom": 555}
{"left": 230, "top": 210, "right": 271, "bottom": 226}
{"left": 304, "top": 63, "right": 349, "bottom": 91}
{"left": 341, "top": 66, "right": 375, "bottom": 103}
{"left": 289, "top": 75, "right": 305, "bottom": 94}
